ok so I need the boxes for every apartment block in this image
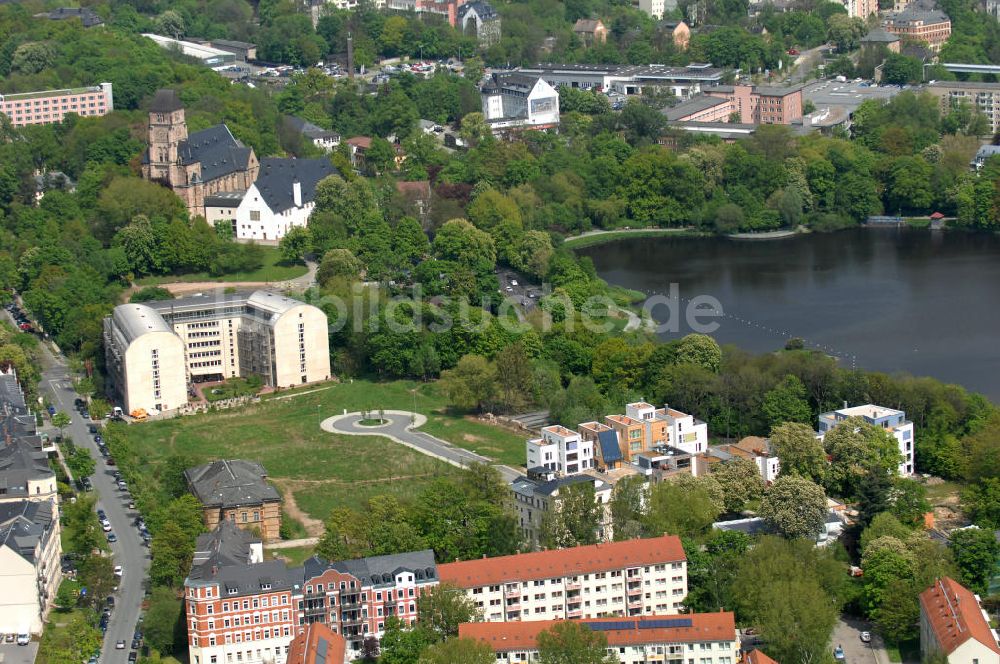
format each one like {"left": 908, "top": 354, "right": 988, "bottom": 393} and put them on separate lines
{"left": 511, "top": 471, "right": 613, "bottom": 546}
{"left": 0, "top": 368, "right": 61, "bottom": 636}
{"left": 438, "top": 535, "right": 688, "bottom": 622}
{"left": 461, "top": 612, "right": 740, "bottom": 664}
{"left": 526, "top": 425, "right": 595, "bottom": 475}
{"left": 185, "top": 521, "right": 438, "bottom": 664}
{"left": 926, "top": 81, "right": 1000, "bottom": 133}
{"left": 104, "top": 290, "right": 331, "bottom": 415}
{"left": 817, "top": 404, "right": 914, "bottom": 475}
{"left": 0, "top": 83, "right": 113, "bottom": 127}
{"left": 703, "top": 84, "right": 803, "bottom": 124}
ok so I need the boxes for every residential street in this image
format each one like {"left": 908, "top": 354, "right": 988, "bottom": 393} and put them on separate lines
{"left": 38, "top": 341, "right": 149, "bottom": 663}
{"left": 832, "top": 617, "right": 889, "bottom": 664}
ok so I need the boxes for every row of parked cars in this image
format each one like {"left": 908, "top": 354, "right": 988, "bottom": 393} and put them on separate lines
{"left": 2, "top": 633, "right": 30, "bottom": 645}
{"left": 4, "top": 301, "right": 34, "bottom": 333}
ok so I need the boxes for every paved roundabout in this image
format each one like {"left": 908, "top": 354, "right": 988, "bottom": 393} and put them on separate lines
{"left": 321, "top": 410, "right": 497, "bottom": 471}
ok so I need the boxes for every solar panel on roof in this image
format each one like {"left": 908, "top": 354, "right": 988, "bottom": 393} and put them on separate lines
{"left": 584, "top": 621, "right": 634, "bottom": 632}
{"left": 597, "top": 430, "right": 623, "bottom": 464}
{"left": 642, "top": 618, "right": 694, "bottom": 629}
{"left": 316, "top": 636, "right": 328, "bottom": 664}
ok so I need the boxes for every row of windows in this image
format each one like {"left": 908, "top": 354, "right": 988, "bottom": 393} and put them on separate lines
{"left": 192, "top": 360, "right": 223, "bottom": 368}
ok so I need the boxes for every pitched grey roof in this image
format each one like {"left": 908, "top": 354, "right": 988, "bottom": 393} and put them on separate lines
{"left": 482, "top": 73, "right": 542, "bottom": 95}
{"left": 185, "top": 459, "right": 281, "bottom": 508}
{"left": 0, "top": 500, "right": 54, "bottom": 563}
{"left": 150, "top": 89, "right": 183, "bottom": 113}
{"left": 191, "top": 520, "right": 260, "bottom": 575}
{"left": 304, "top": 549, "right": 437, "bottom": 588}
{"left": 890, "top": 5, "right": 950, "bottom": 24}
{"left": 0, "top": 440, "right": 54, "bottom": 498}
{"left": 862, "top": 27, "right": 901, "bottom": 43}
{"left": 178, "top": 124, "right": 253, "bottom": 183}
{"left": 662, "top": 95, "right": 730, "bottom": 120}
{"left": 253, "top": 158, "right": 338, "bottom": 214}
{"left": 285, "top": 116, "right": 340, "bottom": 141}
{"left": 458, "top": 0, "right": 498, "bottom": 20}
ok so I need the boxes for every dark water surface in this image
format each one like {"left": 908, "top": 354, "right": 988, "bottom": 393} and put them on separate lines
{"left": 578, "top": 228, "right": 1000, "bottom": 401}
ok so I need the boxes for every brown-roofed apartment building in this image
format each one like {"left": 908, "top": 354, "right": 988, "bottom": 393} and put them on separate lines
{"left": 438, "top": 534, "right": 688, "bottom": 621}
{"left": 919, "top": 577, "right": 1000, "bottom": 664}
{"left": 460, "top": 612, "right": 739, "bottom": 664}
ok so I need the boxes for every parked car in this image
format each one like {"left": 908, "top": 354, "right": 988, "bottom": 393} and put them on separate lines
{"left": 107, "top": 532, "right": 117, "bottom": 543}
{"left": 102, "top": 521, "right": 112, "bottom": 532}
{"left": 4, "top": 633, "right": 14, "bottom": 643}
{"left": 16, "top": 633, "right": 29, "bottom": 646}
{"left": 834, "top": 645, "right": 845, "bottom": 662}
{"left": 88, "top": 424, "right": 97, "bottom": 434}
{"left": 128, "top": 651, "right": 138, "bottom": 663}
{"left": 47, "top": 405, "right": 55, "bottom": 415}
{"left": 114, "top": 565, "right": 123, "bottom": 576}
{"left": 860, "top": 632, "right": 871, "bottom": 643}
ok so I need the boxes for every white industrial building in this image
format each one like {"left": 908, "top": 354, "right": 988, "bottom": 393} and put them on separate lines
{"left": 104, "top": 290, "right": 331, "bottom": 415}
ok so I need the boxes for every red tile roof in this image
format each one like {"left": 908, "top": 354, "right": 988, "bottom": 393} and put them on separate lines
{"left": 286, "top": 623, "right": 346, "bottom": 664}
{"left": 746, "top": 649, "right": 780, "bottom": 664}
{"left": 919, "top": 577, "right": 1000, "bottom": 656}
{"left": 345, "top": 136, "right": 372, "bottom": 149}
{"left": 438, "top": 535, "right": 686, "bottom": 588}
{"left": 459, "top": 612, "right": 735, "bottom": 651}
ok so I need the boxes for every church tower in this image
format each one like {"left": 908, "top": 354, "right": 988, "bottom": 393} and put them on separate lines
{"left": 143, "top": 89, "right": 189, "bottom": 188}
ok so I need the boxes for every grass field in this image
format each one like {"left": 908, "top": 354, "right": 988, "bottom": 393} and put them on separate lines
{"left": 135, "top": 246, "right": 308, "bottom": 285}
{"left": 267, "top": 545, "right": 316, "bottom": 567}
{"left": 121, "top": 379, "right": 525, "bottom": 526}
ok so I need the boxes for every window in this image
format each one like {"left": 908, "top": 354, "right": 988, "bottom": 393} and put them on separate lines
{"left": 250, "top": 210, "right": 261, "bottom": 221}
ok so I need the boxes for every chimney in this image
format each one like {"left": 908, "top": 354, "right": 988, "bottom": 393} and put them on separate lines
{"left": 293, "top": 179, "right": 302, "bottom": 207}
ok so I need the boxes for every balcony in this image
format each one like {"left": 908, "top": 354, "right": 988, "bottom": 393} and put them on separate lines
{"left": 566, "top": 580, "right": 581, "bottom": 591}
{"left": 628, "top": 597, "right": 643, "bottom": 609}
{"left": 566, "top": 607, "right": 582, "bottom": 618}
{"left": 505, "top": 601, "right": 521, "bottom": 611}
{"left": 627, "top": 582, "right": 642, "bottom": 592}
{"left": 505, "top": 588, "right": 521, "bottom": 599}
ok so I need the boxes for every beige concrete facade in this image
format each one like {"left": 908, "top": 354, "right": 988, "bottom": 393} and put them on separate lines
{"left": 104, "top": 291, "right": 331, "bottom": 415}
{"left": 204, "top": 500, "right": 281, "bottom": 542}
{"left": 0, "top": 502, "right": 62, "bottom": 635}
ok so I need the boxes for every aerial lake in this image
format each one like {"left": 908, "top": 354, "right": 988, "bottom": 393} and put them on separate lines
{"left": 578, "top": 228, "right": 1000, "bottom": 401}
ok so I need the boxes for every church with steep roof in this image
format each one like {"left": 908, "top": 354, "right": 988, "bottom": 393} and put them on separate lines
{"left": 141, "top": 89, "right": 259, "bottom": 217}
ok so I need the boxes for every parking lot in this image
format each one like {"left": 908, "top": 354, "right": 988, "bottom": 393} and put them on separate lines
{"left": 497, "top": 269, "right": 543, "bottom": 312}
{"left": 0, "top": 642, "right": 39, "bottom": 664}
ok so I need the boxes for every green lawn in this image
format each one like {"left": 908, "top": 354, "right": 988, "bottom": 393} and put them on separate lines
{"left": 266, "top": 545, "right": 317, "bottom": 567}
{"left": 135, "top": 246, "right": 307, "bottom": 285}
{"left": 925, "top": 480, "right": 964, "bottom": 504}
{"left": 120, "top": 379, "right": 526, "bottom": 521}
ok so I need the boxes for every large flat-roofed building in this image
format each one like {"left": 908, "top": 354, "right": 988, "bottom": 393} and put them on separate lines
{"left": 103, "top": 290, "right": 331, "bottom": 414}
{"left": 143, "top": 34, "right": 237, "bottom": 65}
{"left": 185, "top": 460, "right": 282, "bottom": 541}
{"left": 817, "top": 404, "right": 914, "bottom": 475}
{"left": 926, "top": 81, "right": 1000, "bottom": 133}
{"left": 663, "top": 95, "right": 735, "bottom": 123}
{"left": 460, "top": 612, "right": 740, "bottom": 664}
{"left": 0, "top": 83, "right": 113, "bottom": 127}
{"left": 919, "top": 577, "right": 1000, "bottom": 664}
{"left": 517, "top": 63, "right": 724, "bottom": 98}
{"left": 438, "top": 535, "right": 688, "bottom": 621}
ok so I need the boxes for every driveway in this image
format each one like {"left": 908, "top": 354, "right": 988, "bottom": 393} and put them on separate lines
{"left": 36, "top": 342, "right": 149, "bottom": 664}
{"left": 832, "top": 617, "right": 889, "bottom": 664}
{"left": 0, "top": 642, "right": 39, "bottom": 664}
{"left": 321, "top": 410, "right": 521, "bottom": 483}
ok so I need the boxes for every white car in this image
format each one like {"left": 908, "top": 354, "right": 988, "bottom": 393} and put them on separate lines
{"left": 511, "top": 280, "right": 518, "bottom": 287}
{"left": 860, "top": 631, "right": 872, "bottom": 643}
{"left": 102, "top": 522, "right": 112, "bottom": 532}
{"left": 114, "top": 565, "right": 123, "bottom": 576}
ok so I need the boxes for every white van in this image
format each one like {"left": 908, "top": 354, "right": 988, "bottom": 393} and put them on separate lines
{"left": 16, "top": 632, "right": 30, "bottom": 645}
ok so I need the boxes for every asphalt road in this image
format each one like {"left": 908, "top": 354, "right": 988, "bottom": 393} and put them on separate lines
{"left": 0, "top": 642, "right": 39, "bottom": 664}
{"left": 322, "top": 411, "right": 521, "bottom": 483}
{"left": 832, "top": 617, "right": 889, "bottom": 664}
{"left": 37, "top": 342, "right": 149, "bottom": 663}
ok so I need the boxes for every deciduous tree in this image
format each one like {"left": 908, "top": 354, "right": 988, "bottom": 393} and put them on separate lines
{"left": 760, "top": 475, "right": 827, "bottom": 540}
